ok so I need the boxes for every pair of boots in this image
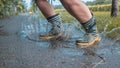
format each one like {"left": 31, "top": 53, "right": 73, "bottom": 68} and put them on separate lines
{"left": 40, "top": 14, "right": 101, "bottom": 47}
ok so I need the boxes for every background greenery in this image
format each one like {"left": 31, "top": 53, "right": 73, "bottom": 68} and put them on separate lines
{"left": 0, "top": 0, "right": 26, "bottom": 18}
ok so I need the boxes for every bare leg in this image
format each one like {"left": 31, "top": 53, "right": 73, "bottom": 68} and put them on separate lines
{"left": 60, "top": 0, "right": 92, "bottom": 23}
{"left": 35, "top": 0, "right": 63, "bottom": 39}
{"left": 35, "top": 0, "right": 55, "bottom": 18}
{"left": 60, "top": 0, "right": 100, "bottom": 47}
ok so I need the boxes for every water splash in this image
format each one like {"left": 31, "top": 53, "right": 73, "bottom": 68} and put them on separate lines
{"left": 19, "top": 13, "right": 85, "bottom": 42}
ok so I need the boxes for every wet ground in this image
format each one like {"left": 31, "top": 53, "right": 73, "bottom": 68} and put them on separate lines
{"left": 0, "top": 14, "right": 120, "bottom": 68}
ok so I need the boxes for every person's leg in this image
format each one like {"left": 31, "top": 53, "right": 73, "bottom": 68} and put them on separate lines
{"left": 60, "top": 0, "right": 100, "bottom": 46}
{"left": 35, "top": 0, "right": 63, "bottom": 39}
{"left": 60, "top": 0, "right": 92, "bottom": 23}
{"left": 35, "top": 0, "right": 55, "bottom": 18}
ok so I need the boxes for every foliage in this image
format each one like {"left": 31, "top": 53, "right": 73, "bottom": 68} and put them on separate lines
{"left": 88, "top": 2, "right": 120, "bottom": 11}
{"left": 0, "top": 0, "right": 26, "bottom": 18}
{"left": 94, "top": 12, "right": 120, "bottom": 32}
{"left": 86, "top": 0, "right": 112, "bottom": 5}
{"left": 54, "top": 5, "right": 63, "bottom": 9}
{"left": 29, "top": 0, "right": 37, "bottom": 13}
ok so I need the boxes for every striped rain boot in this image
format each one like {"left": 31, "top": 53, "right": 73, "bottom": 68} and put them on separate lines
{"left": 39, "top": 14, "right": 63, "bottom": 40}
{"left": 76, "top": 15, "right": 101, "bottom": 47}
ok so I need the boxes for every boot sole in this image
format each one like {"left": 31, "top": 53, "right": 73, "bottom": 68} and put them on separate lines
{"left": 39, "top": 34, "right": 62, "bottom": 40}
{"left": 76, "top": 36, "right": 101, "bottom": 48}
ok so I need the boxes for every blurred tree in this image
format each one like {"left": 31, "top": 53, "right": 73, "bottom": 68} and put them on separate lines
{"left": 30, "top": 0, "right": 37, "bottom": 13}
{"left": 86, "top": 0, "right": 112, "bottom": 5}
{"left": 0, "top": 0, "right": 26, "bottom": 18}
{"left": 105, "top": 0, "right": 112, "bottom": 4}
{"left": 111, "top": 0, "right": 119, "bottom": 17}
{"left": 95, "top": 0, "right": 105, "bottom": 4}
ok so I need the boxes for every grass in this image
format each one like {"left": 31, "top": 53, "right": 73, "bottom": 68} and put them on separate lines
{"left": 94, "top": 12, "right": 120, "bottom": 32}
{"left": 55, "top": 9, "right": 76, "bottom": 23}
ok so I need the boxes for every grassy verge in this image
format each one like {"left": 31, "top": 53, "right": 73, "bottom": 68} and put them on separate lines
{"left": 94, "top": 12, "right": 120, "bottom": 32}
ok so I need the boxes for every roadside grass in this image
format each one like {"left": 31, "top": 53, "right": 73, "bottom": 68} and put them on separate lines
{"left": 94, "top": 12, "right": 120, "bottom": 40}
{"left": 94, "top": 12, "right": 120, "bottom": 32}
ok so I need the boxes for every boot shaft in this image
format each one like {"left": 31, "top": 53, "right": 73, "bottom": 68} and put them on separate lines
{"left": 47, "top": 14, "right": 62, "bottom": 28}
{"left": 82, "top": 15, "right": 98, "bottom": 33}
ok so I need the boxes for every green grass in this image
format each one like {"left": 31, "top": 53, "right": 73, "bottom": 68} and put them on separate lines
{"left": 55, "top": 9, "right": 76, "bottom": 23}
{"left": 94, "top": 12, "right": 120, "bottom": 32}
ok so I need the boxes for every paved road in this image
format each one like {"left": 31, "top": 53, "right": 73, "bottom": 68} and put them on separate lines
{"left": 0, "top": 14, "right": 120, "bottom": 68}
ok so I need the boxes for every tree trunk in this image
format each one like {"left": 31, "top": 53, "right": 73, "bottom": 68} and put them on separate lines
{"left": 111, "top": 0, "right": 119, "bottom": 17}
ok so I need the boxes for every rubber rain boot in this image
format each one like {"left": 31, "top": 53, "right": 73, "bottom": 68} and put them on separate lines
{"left": 76, "top": 15, "right": 101, "bottom": 47}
